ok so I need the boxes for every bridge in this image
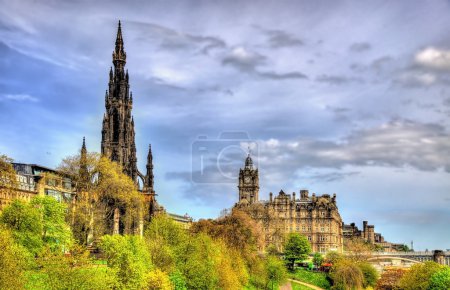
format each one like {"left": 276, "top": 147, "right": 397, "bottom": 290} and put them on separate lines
{"left": 366, "top": 250, "right": 450, "bottom": 271}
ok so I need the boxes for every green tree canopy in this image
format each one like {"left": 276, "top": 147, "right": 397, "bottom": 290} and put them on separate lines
{"left": 330, "top": 259, "right": 364, "bottom": 290}
{"left": 398, "top": 261, "right": 444, "bottom": 290}
{"left": 0, "top": 199, "right": 43, "bottom": 255}
{"left": 266, "top": 255, "right": 287, "bottom": 290}
{"left": 99, "top": 234, "right": 151, "bottom": 289}
{"left": 429, "top": 267, "right": 450, "bottom": 290}
{"left": 31, "top": 196, "right": 73, "bottom": 252}
{"left": 283, "top": 233, "right": 311, "bottom": 270}
{"left": 0, "top": 226, "right": 27, "bottom": 289}
{"left": 312, "top": 252, "right": 324, "bottom": 267}
{"left": 0, "top": 154, "right": 18, "bottom": 189}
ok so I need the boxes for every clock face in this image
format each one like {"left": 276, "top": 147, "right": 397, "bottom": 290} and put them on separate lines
{"left": 244, "top": 176, "right": 251, "bottom": 184}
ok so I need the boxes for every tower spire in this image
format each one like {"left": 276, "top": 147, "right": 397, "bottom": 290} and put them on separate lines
{"left": 79, "top": 137, "right": 89, "bottom": 191}
{"left": 112, "top": 20, "right": 126, "bottom": 67}
{"left": 145, "top": 144, "right": 154, "bottom": 192}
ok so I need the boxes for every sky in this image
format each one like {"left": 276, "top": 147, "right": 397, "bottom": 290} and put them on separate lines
{"left": 0, "top": 0, "right": 449, "bottom": 250}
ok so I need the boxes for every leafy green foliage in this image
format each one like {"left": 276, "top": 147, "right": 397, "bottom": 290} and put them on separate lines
{"left": 312, "top": 252, "right": 324, "bottom": 267}
{"left": 169, "top": 270, "right": 187, "bottom": 290}
{"left": 284, "top": 233, "right": 311, "bottom": 270}
{"left": 429, "top": 267, "right": 450, "bottom": 290}
{"left": 324, "top": 251, "right": 344, "bottom": 265}
{"left": 329, "top": 259, "right": 364, "bottom": 290}
{"left": 0, "top": 154, "right": 18, "bottom": 189}
{"left": 266, "top": 255, "right": 287, "bottom": 290}
{"left": 99, "top": 235, "right": 151, "bottom": 289}
{"left": 147, "top": 268, "right": 172, "bottom": 290}
{"left": 1, "top": 199, "right": 43, "bottom": 255}
{"left": 0, "top": 226, "right": 27, "bottom": 289}
{"left": 290, "top": 268, "right": 331, "bottom": 289}
{"left": 26, "top": 248, "right": 118, "bottom": 290}
{"left": 357, "top": 262, "right": 378, "bottom": 288}
{"left": 31, "top": 195, "right": 73, "bottom": 252}
{"left": 398, "top": 261, "right": 444, "bottom": 290}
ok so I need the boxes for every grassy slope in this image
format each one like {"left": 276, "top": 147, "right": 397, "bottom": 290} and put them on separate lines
{"left": 289, "top": 268, "right": 331, "bottom": 289}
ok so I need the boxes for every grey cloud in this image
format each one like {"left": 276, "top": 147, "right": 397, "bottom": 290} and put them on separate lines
{"left": 221, "top": 47, "right": 307, "bottom": 80}
{"left": 316, "top": 74, "right": 363, "bottom": 85}
{"left": 258, "top": 71, "right": 307, "bottom": 80}
{"left": 222, "top": 47, "right": 266, "bottom": 72}
{"left": 371, "top": 56, "right": 393, "bottom": 71}
{"left": 349, "top": 42, "right": 371, "bottom": 52}
{"left": 257, "top": 119, "right": 450, "bottom": 175}
{"left": 264, "top": 29, "right": 304, "bottom": 48}
{"left": 444, "top": 98, "right": 450, "bottom": 106}
{"left": 303, "top": 171, "right": 360, "bottom": 183}
{"left": 128, "top": 20, "right": 226, "bottom": 53}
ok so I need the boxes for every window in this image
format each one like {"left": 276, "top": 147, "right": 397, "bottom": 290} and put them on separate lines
{"left": 308, "top": 236, "right": 312, "bottom": 241}
{"left": 45, "top": 189, "right": 61, "bottom": 202}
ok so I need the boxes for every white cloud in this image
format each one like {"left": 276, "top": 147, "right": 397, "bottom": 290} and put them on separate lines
{"left": 415, "top": 47, "right": 450, "bottom": 70}
{"left": 0, "top": 94, "right": 38, "bottom": 102}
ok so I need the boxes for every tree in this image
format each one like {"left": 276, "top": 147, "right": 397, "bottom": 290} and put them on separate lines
{"left": 147, "top": 269, "right": 172, "bottom": 290}
{"left": 0, "top": 226, "right": 27, "bottom": 289}
{"left": 325, "top": 251, "right": 344, "bottom": 265}
{"left": 169, "top": 270, "right": 187, "bottom": 290}
{"left": 0, "top": 154, "right": 18, "bottom": 190}
{"left": 344, "top": 238, "right": 373, "bottom": 262}
{"left": 283, "top": 233, "right": 311, "bottom": 270}
{"left": 397, "top": 261, "right": 444, "bottom": 290}
{"left": 357, "top": 262, "right": 378, "bottom": 288}
{"left": 329, "top": 259, "right": 364, "bottom": 290}
{"left": 313, "top": 252, "right": 324, "bottom": 268}
{"left": 99, "top": 234, "right": 151, "bottom": 289}
{"left": 0, "top": 199, "right": 43, "bottom": 255}
{"left": 376, "top": 268, "right": 407, "bottom": 290}
{"left": 31, "top": 195, "right": 73, "bottom": 252}
{"left": 59, "top": 154, "right": 144, "bottom": 243}
{"left": 31, "top": 246, "right": 118, "bottom": 290}
{"left": 429, "top": 267, "right": 450, "bottom": 290}
{"left": 266, "top": 256, "right": 287, "bottom": 290}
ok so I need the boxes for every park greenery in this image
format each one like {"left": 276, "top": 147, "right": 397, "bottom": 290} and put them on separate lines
{"left": 1, "top": 153, "right": 450, "bottom": 289}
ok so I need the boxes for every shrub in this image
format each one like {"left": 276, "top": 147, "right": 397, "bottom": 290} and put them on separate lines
{"left": 357, "top": 262, "right": 379, "bottom": 288}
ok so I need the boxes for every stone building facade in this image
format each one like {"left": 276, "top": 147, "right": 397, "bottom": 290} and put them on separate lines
{"left": 236, "top": 154, "right": 344, "bottom": 253}
{"left": 0, "top": 163, "right": 75, "bottom": 211}
{"left": 343, "top": 221, "right": 407, "bottom": 252}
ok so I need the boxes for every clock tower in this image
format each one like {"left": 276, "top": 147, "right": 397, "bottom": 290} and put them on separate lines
{"left": 238, "top": 153, "right": 259, "bottom": 205}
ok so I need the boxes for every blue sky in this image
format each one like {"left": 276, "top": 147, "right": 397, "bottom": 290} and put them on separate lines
{"left": 1, "top": 0, "right": 450, "bottom": 250}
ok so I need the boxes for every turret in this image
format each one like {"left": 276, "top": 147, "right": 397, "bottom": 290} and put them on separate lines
{"left": 79, "top": 137, "right": 89, "bottom": 191}
{"left": 112, "top": 20, "right": 126, "bottom": 67}
{"left": 145, "top": 144, "right": 154, "bottom": 193}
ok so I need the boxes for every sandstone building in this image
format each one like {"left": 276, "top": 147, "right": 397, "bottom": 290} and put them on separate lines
{"left": 343, "top": 221, "right": 407, "bottom": 252}
{"left": 236, "top": 154, "right": 344, "bottom": 253}
{"left": 0, "top": 163, "right": 75, "bottom": 210}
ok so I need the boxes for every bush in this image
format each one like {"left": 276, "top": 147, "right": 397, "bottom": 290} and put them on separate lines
{"left": 99, "top": 235, "right": 151, "bottom": 289}
{"left": 357, "top": 262, "right": 378, "bottom": 288}
{"left": 0, "top": 226, "right": 27, "bottom": 289}
{"left": 375, "top": 268, "right": 406, "bottom": 290}
{"left": 397, "top": 261, "right": 444, "bottom": 290}
{"left": 329, "top": 259, "right": 364, "bottom": 290}
{"left": 147, "top": 269, "right": 172, "bottom": 290}
{"left": 429, "top": 267, "right": 450, "bottom": 290}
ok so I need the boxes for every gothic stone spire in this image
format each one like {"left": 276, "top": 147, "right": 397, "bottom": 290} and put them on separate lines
{"left": 79, "top": 137, "right": 89, "bottom": 191}
{"left": 101, "top": 21, "right": 138, "bottom": 183}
